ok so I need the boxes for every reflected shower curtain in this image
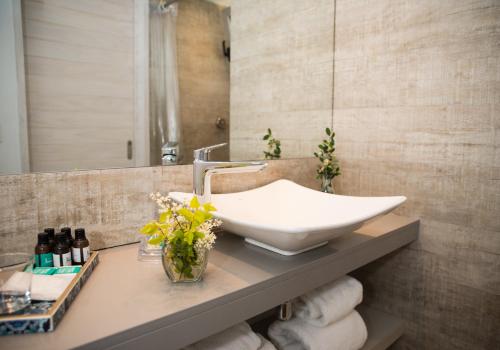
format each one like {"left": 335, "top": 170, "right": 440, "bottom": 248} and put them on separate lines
{"left": 149, "top": 1, "right": 182, "bottom": 165}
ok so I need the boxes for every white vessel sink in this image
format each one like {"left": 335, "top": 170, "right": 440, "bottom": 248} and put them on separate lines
{"left": 169, "top": 179, "right": 406, "bottom": 255}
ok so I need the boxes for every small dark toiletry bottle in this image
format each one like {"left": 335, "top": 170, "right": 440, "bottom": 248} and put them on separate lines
{"left": 53, "top": 232, "right": 72, "bottom": 267}
{"left": 44, "top": 228, "right": 55, "bottom": 248}
{"left": 72, "top": 228, "right": 90, "bottom": 265}
{"left": 61, "top": 227, "right": 74, "bottom": 246}
{"left": 35, "top": 232, "right": 53, "bottom": 267}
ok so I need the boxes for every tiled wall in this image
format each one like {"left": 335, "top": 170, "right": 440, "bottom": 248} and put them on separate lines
{"left": 0, "top": 158, "right": 318, "bottom": 255}
{"left": 229, "top": 0, "right": 335, "bottom": 160}
{"left": 333, "top": 1, "right": 500, "bottom": 349}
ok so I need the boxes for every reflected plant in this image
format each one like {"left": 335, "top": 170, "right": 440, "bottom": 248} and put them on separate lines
{"left": 314, "top": 128, "right": 340, "bottom": 193}
{"left": 263, "top": 128, "right": 281, "bottom": 160}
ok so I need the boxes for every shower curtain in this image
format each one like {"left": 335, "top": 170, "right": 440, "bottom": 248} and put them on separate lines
{"left": 149, "top": 1, "right": 182, "bottom": 165}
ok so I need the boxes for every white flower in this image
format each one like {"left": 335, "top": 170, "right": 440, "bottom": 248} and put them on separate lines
{"left": 194, "top": 231, "right": 217, "bottom": 253}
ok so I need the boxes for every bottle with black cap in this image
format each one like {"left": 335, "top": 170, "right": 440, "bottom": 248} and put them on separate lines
{"left": 72, "top": 228, "right": 90, "bottom": 265}
{"left": 35, "top": 232, "right": 53, "bottom": 267}
{"left": 44, "top": 228, "right": 55, "bottom": 248}
{"left": 53, "top": 232, "right": 72, "bottom": 267}
{"left": 61, "top": 227, "right": 73, "bottom": 246}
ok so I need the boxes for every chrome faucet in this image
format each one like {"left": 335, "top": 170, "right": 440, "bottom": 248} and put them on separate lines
{"left": 193, "top": 143, "right": 267, "bottom": 203}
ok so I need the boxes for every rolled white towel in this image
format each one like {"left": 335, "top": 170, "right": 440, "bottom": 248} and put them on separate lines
{"left": 294, "top": 276, "right": 363, "bottom": 326}
{"left": 185, "top": 322, "right": 276, "bottom": 350}
{"left": 268, "top": 310, "right": 367, "bottom": 350}
{"left": 258, "top": 335, "right": 278, "bottom": 350}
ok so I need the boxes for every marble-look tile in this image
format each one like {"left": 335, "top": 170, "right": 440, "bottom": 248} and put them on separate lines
{"left": 335, "top": 0, "right": 500, "bottom": 348}
{"left": 0, "top": 158, "right": 320, "bottom": 254}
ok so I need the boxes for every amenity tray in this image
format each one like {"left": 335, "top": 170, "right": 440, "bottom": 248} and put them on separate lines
{"left": 0, "top": 251, "right": 99, "bottom": 335}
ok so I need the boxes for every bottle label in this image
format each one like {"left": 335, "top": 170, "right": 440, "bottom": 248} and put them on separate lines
{"left": 36, "top": 253, "right": 54, "bottom": 267}
{"left": 72, "top": 247, "right": 90, "bottom": 263}
{"left": 53, "top": 252, "right": 72, "bottom": 267}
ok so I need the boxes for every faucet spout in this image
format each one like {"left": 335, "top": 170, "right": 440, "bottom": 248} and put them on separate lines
{"left": 192, "top": 145, "right": 267, "bottom": 203}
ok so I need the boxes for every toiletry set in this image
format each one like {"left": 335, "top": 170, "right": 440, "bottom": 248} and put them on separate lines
{"left": 34, "top": 227, "right": 90, "bottom": 268}
{"left": 0, "top": 228, "right": 99, "bottom": 335}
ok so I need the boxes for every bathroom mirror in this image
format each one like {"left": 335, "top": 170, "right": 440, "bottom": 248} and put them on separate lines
{"left": 0, "top": 0, "right": 333, "bottom": 175}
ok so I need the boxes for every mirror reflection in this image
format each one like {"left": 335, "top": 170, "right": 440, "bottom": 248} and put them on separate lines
{"left": 0, "top": 0, "right": 333, "bottom": 175}
{"left": 150, "top": 0, "right": 230, "bottom": 166}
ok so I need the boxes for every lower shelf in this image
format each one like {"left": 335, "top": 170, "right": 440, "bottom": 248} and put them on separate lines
{"left": 249, "top": 306, "right": 403, "bottom": 350}
{"left": 359, "top": 307, "right": 404, "bottom": 350}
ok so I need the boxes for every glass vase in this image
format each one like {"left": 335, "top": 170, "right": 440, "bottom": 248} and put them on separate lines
{"left": 320, "top": 176, "right": 334, "bottom": 194}
{"left": 137, "top": 236, "right": 162, "bottom": 262}
{"left": 162, "top": 243, "right": 208, "bottom": 283}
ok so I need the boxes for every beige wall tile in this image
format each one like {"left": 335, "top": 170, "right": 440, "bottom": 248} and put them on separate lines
{"left": 0, "top": 158, "right": 319, "bottom": 254}
{"left": 334, "top": 0, "right": 500, "bottom": 348}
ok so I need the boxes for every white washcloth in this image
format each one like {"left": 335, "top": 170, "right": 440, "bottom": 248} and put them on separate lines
{"left": 268, "top": 310, "right": 367, "bottom": 350}
{"left": 294, "top": 276, "right": 363, "bottom": 326}
{"left": 185, "top": 322, "right": 276, "bottom": 350}
{"left": 0, "top": 271, "right": 31, "bottom": 293}
{"left": 31, "top": 274, "right": 76, "bottom": 301}
{"left": 0, "top": 272, "right": 75, "bottom": 301}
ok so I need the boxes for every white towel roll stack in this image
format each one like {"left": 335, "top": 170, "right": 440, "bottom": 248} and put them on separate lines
{"left": 268, "top": 310, "right": 367, "bottom": 350}
{"left": 184, "top": 322, "right": 276, "bottom": 350}
{"left": 268, "top": 275, "right": 367, "bottom": 350}
{"left": 294, "top": 275, "right": 363, "bottom": 327}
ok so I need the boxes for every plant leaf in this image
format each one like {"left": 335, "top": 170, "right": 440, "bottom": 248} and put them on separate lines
{"left": 159, "top": 211, "right": 169, "bottom": 223}
{"left": 189, "top": 196, "right": 200, "bottom": 209}
{"left": 148, "top": 235, "right": 164, "bottom": 245}
{"left": 184, "top": 231, "right": 194, "bottom": 245}
{"left": 177, "top": 208, "right": 194, "bottom": 221}
{"left": 194, "top": 231, "right": 205, "bottom": 240}
{"left": 193, "top": 210, "right": 207, "bottom": 226}
{"left": 203, "top": 202, "right": 216, "bottom": 212}
{"left": 140, "top": 222, "right": 158, "bottom": 235}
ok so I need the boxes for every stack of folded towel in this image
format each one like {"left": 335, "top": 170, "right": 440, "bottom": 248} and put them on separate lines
{"left": 268, "top": 276, "right": 367, "bottom": 350}
{"left": 184, "top": 322, "right": 276, "bottom": 350}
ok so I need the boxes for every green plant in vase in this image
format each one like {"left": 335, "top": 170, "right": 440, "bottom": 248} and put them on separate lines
{"left": 314, "top": 128, "right": 340, "bottom": 193}
{"left": 140, "top": 193, "right": 221, "bottom": 282}
{"left": 263, "top": 128, "right": 281, "bottom": 160}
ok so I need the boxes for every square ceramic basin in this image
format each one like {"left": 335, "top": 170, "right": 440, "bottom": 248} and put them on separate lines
{"left": 169, "top": 179, "right": 406, "bottom": 255}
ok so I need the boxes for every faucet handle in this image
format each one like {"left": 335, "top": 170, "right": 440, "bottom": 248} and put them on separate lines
{"left": 193, "top": 142, "right": 227, "bottom": 161}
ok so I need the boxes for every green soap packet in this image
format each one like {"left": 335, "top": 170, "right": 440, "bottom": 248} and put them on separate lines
{"left": 32, "top": 266, "right": 81, "bottom": 275}
{"left": 33, "top": 267, "right": 57, "bottom": 275}
{"left": 53, "top": 266, "right": 81, "bottom": 274}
